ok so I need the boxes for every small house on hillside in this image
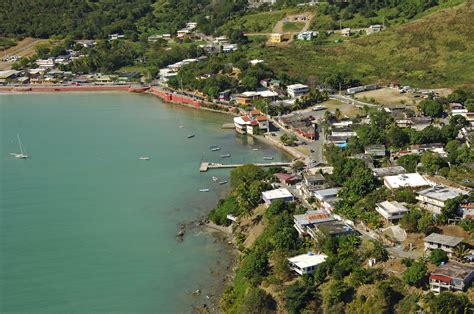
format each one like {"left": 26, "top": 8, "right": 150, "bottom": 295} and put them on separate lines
{"left": 416, "top": 185, "right": 469, "bottom": 215}
{"left": 365, "top": 145, "right": 386, "bottom": 157}
{"left": 424, "top": 233, "right": 464, "bottom": 256}
{"left": 430, "top": 261, "right": 474, "bottom": 293}
{"left": 288, "top": 252, "right": 327, "bottom": 275}
{"left": 376, "top": 201, "right": 409, "bottom": 223}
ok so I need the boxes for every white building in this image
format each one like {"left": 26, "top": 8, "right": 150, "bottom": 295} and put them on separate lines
{"left": 416, "top": 185, "right": 469, "bottom": 215}
{"left": 375, "top": 201, "right": 409, "bottom": 222}
{"left": 293, "top": 210, "right": 334, "bottom": 236}
{"left": 383, "top": 173, "right": 430, "bottom": 190}
{"left": 35, "top": 58, "right": 55, "bottom": 69}
{"left": 287, "top": 84, "right": 309, "bottom": 98}
{"left": 262, "top": 188, "right": 294, "bottom": 205}
{"left": 430, "top": 261, "right": 474, "bottom": 293}
{"left": 222, "top": 44, "right": 238, "bottom": 53}
{"left": 288, "top": 252, "right": 327, "bottom": 275}
{"left": 341, "top": 28, "right": 351, "bottom": 37}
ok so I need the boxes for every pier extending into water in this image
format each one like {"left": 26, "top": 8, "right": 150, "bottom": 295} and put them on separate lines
{"left": 200, "top": 161, "right": 292, "bottom": 172}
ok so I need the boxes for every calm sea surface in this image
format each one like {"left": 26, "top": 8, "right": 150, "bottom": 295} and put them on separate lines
{"left": 0, "top": 92, "right": 289, "bottom": 313}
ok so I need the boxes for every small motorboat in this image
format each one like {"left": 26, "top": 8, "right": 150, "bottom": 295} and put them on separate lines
{"left": 211, "top": 147, "right": 221, "bottom": 151}
{"left": 178, "top": 125, "right": 184, "bottom": 128}
{"left": 220, "top": 154, "right": 231, "bottom": 158}
{"left": 139, "top": 156, "right": 150, "bottom": 160}
{"left": 263, "top": 156, "right": 274, "bottom": 160}
{"left": 199, "top": 188, "right": 210, "bottom": 192}
{"left": 252, "top": 148, "right": 259, "bottom": 151}
{"left": 187, "top": 134, "right": 195, "bottom": 138}
{"left": 219, "top": 180, "right": 228, "bottom": 185}
{"left": 212, "top": 176, "right": 219, "bottom": 182}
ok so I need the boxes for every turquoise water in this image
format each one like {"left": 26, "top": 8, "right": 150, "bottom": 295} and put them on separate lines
{"left": 0, "top": 92, "right": 289, "bottom": 313}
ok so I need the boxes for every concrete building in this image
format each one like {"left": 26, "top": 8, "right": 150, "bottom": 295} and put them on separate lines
{"left": 416, "top": 185, "right": 469, "bottom": 215}
{"left": 383, "top": 173, "right": 430, "bottom": 190}
{"left": 314, "top": 188, "right": 340, "bottom": 211}
{"left": 262, "top": 188, "right": 294, "bottom": 205}
{"left": 270, "top": 33, "right": 283, "bottom": 43}
{"left": 288, "top": 252, "right": 327, "bottom": 275}
{"left": 365, "top": 145, "right": 386, "bottom": 157}
{"left": 293, "top": 210, "right": 334, "bottom": 236}
{"left": 375, "top": 201, "right": 409, "bottom": 222}
{"left": 331, "top": 127, "right": 357, "bottom": 137}
{"left": 287, "top": 83, "right": 309, "bottom": 98}
{"left": 430, "top": 261, "right": 474, "bottom": 293}
{"left": 424, "top": 233, "right": 464, "bottom": 256}
{"left": 307, "top": 220, "right": 354, "bottom": 239}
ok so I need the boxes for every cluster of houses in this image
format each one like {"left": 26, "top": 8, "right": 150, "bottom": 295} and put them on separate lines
{"left": 256, "top": 165, "right": 473, "bottom": 290}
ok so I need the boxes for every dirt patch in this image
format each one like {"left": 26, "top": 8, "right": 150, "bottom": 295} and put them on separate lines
{"left": 439, "top": 225, "right": 473, "bottom": 244}
{"left": 402, "top": 233, "right": 426, "bottom": 253}
{"left": 0, "top": 37, "right": 50, "bottom": 70}
{"left": 355, "top": 88, "right": 419, "bottom": 106}
{"left": 382, "top": 258, "right": 406, "bottom": 277}
{"left": 269, "top": 12, "right": 314, "bottom": 46}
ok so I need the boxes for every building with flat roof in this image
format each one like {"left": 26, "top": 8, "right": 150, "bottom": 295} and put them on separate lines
{"left": 288, "top": 252, "right": 327, "bottom": 275}
{"left": 383, "top": 173, "right": 430, "bottom": 190}
{"left": 307, "top": 220, "right": 354, "bottom": 239}
{"left": 416, "top": 185, "right": 469, "bottom": 215}
{"left": 376, "top": 201, "right": 409, "bottom": 222}
{"left": 262, "top": 188, "right": 294, "bottom": 204}
{"left": 293, "top": 210, "right": 334, "bottom": 236}
{"left": 424, "top": 233, "right": 464, "bottom": 256}
{"left": 430, "top": 261, "right": 474, "bottom": 293}
{"left": 365, "top": 145, "right": 386, "bottom": 157}
{"left": 287, "top": 83, "right": 309, "bottom": 98}
{"left": 314, "top": 188, "right": 340, "bottom": 211}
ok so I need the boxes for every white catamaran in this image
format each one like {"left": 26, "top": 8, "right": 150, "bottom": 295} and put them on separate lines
{"left": 10, "top": 134, "right": 29, "bottom": 159}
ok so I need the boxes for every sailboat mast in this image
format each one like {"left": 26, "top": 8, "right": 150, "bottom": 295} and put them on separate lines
{"left": 17, "top": 133, "right": 24, "bottom": 154}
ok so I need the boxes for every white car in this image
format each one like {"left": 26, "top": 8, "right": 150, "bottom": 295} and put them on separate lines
{"left": 312, "top": 105, "right": 327, "bottom": 111}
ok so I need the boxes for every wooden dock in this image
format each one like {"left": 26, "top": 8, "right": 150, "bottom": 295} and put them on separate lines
{"left": 199, "top": 161, "right": 292, "bottom": 172}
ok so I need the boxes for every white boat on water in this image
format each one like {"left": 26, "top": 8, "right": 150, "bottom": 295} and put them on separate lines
{"left": 263, "top": 156, "right": 274, "bottom": 160}
{"left": 139, "top": 156, "right": 150, "bottom": 160}
{"left": 211, "top": 147, "right": 221, "bottom": 151}
{"left": 199, "top": 188, "right": 210, "bottom": 192}
{"left": 252, "top": 148, "right": 259, "bottom": 151}
{"left": 10, "top": 134, "right": 28, "bottom": 159}
{"left": 187, "top": 134, "right": 195, "bottom": 138}
{"left": 219, "top": 180, "right": 228, "bottom": 185}
{"left": 212, "top": 176, "right": 219, "bottom": 182}
{"left": 220, "top": 154, "right": 231, "bottom": 158}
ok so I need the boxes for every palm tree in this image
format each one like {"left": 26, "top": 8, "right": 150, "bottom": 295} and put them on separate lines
{"left": 454, "top": 243, "right": 469, "bottom": 261}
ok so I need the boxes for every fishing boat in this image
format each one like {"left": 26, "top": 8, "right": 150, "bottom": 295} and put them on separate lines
{"left": 10, "top": 134, "right": 29, "bottom": 159}
{"left": 187, "top": 134, "right": 195, "bottom": 138}
{"left": 199, "top": 188, "right": 210, "bottom": 192}
{"left": 219, "top": 180, "right": 228, "bottom": 185}
{"left": 211, "top": 147, "right": 221, "bottom": 151}
{"left": 220, "top": 154, "right": 231, "bottom": 158}
{"left": 212, "top": 176, "right": 219, "bottom": 182}
{"left": 128, "top": 85, "right": 150, "bottom": 93}
{"left": 138, "top": 156, "right": 150, "bottom": 160}
{"left": 263, "top": 156, "right": 274, "bottom": 160}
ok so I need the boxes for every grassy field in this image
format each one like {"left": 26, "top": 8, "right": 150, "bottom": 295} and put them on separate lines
{"left": 248, "top": 1, "right": 474, "bottom": 89}
{"left": 221, "top": 8, "right": 301, "bottom": 33}
{"left": 282, "top": 21, "right": 305, "bottom": 32}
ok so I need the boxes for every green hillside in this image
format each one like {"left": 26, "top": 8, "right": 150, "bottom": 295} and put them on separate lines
{"left": 252, "top": 1, "right": 474, "bottom": 89}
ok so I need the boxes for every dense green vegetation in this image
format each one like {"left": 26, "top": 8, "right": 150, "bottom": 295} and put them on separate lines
{"left": 253, "top": 1, "right": 474, "bottom": 88}
{"left": 0, "top": 0, "right": 248, "bottom": 39}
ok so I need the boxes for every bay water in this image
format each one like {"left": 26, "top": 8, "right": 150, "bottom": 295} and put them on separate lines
{"left": 0, "top": 92, "right": 289, "bottom": 313}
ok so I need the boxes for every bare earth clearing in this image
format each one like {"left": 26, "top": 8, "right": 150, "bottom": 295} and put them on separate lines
{"left": 0, "top": 38, "right": 49, "bottom": 70}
